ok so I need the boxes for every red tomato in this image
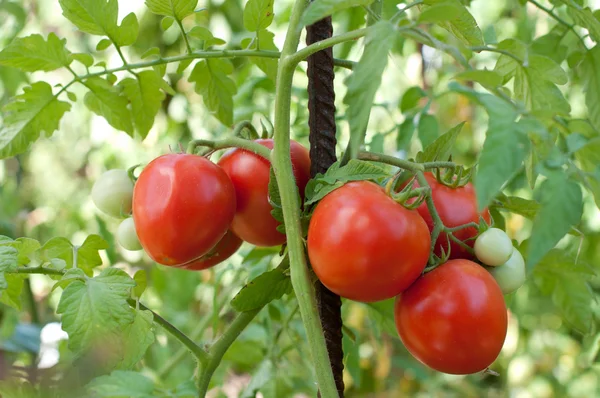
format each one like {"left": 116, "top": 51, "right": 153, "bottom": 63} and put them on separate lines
{"left": 410, "top": 172, "right": 490, "bottom": 259}
{"left": 133, "top": 154, "right": 236, "bottom": 266}
{"left": 180, "top": 230, "right": 242, "bottom": 271}
{"left": 395, "top": 259, "right": 507, "bottom": 374}
{"left": 217, "top": 139, "right": 311, "bottom": 247}
{"left": 307, "top": 181, "right": 431, "bottom": 302}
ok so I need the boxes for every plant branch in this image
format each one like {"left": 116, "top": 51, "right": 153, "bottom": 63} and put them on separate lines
{"left": 469, "top": 46, "right": 524, "bottom": 63}
{"left": 391, "top": 0, "right": 424, "bottom": 23}
{"left": 358, "top": 151, "right": 424, "bottom": 172}
{"left": 289, "top": 28, "right": 369, "bottom": 67}
{"left": 197, "top": 308, "right": 262, "bottom": 397}
{"left": 14, "top": 267, "right": 63, "bottom": 276}
{"left": 271, "top": 0, "right": 338, "bottom": 396}
{"left": 187, "top": 136, "right": 271, "bottom": 159}
{"left": 175, "top": 19, "right": 193, "bottom": 54}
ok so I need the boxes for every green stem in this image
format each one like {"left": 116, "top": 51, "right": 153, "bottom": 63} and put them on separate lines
{"left": 527, "top": 0, "right": 586, "bottom": 45}
{"left": 24, "top": 279, "right": 40, "bottom": 324}
{"left": 423, "top": 161, "right": 456, "bottom": 170}
{"left": 15, "top": 267, "right": 63, "bottom": 276}
{"left": 288, "top": 28, "right": 369, "bottom": 66}
{"left": 175, "top": 19, "right": 193, "bottom": 54}
{"left": 358, "top": 151, "right": 424, "bottom": 172}
{"left": 469, "top": 46, "right": 524, "bottom": 63}
{"left": 186, "top": 136, "right": 271, "bottom": 159}
{"left": 391, "top": 1, "right": 424, "bottom": 23}
{"left": 415, "top": 171, "right": 444, "bottom": 259}
{"left": 197, "top": 308, "right": 262, "bottom": 397}
{"left": 232, "top": 120, "right": 259, "bottom": 140}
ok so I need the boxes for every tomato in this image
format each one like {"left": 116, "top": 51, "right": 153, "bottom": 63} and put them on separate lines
{"left": 489, "top": 248, "right": 526, "bottom": 294}
{"left": 395, "top": 259, "right": 507, "bottom": 374}
{"left": 474, "top": 227, "right": 513, "bottom": 266}
{"left": 91, "top": 169, "right": 134, "bottom": 218}
{"left": 307, "top": 181, "right": 431, "bottom": 302}
{"left": 180, "top": 230, "right": 242, "bottom": 271}
{"left": 217, "top": 139, "right": 311, "bottom": 247}
{"left": 408, "top": 172, "right": 490, "bottom": 259}
{"left": 116, "top": 218, "right": 142, "bottom": 251}
{"left": 132, "top": 154, "right": 236, "bottom": 266}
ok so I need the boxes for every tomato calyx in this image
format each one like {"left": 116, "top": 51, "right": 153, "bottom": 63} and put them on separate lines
{"left": 433, "top": 165, "right": 473, "bottom": 188}
{"left": 127, "top": 164, "right": 142, "bottom": 183}
{"left": 385, "top": 172, "right": 430, "bottom": 210}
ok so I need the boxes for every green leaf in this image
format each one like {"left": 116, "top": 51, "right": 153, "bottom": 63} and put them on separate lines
{"left": 304, "top": 159, "right": 389, "bottom": 206}
{"left": 527, "top": 174, "right": 583, "bottom": 270}
{"left": 302, "top": 0, "right": 372, "bottom": 27}
{"left": 0, "top": 274, "right": 24, "bottom": 310}
{"left": 241, "top": 360, "right": 274, "bottom": 398}
{"left": 231, "top": 256, "right": 292, "bottom": 312}
{"left": 133, "top": 270, "right": 147, "bottom": 298}
{"left": 145, "top": 0, "right": 198, "bottom": 20}
{"left": 344, "top": 21, "right": 394, "bottom": 159}
{"left": 475, "top": 119, "right": 530, "bottom": 210}
{"left": 422, "top": 0, "right": 483, "bottom": 46}
{"left": 365, "top": 299, "right": 397, "bottom": 336}
{"left": 399, "top": 86, "right": 426, "bottom": 113}
{"left": 115, "top": 12, "right": 139, "bottom": 47}
{"left": 41, "top": 237, "right": 73, "bottom": 268}
{"left": 77, "top": 234, "right": 109, "bottom": 275}
{"left": 188, "top": 26, "right": 226, "bottom": 47}
{"left": 0, "top": 246, "right": 18, "bottom": 290}
{"left": 417, "top": 122, "right": 464, "bottom": 162}
{"left": 160, "top": 16, "right": 174, "bottom": 31}
{"left": 0, "top": 33, "right": 72, "bottom": 72}
{"left": 453, "top": 69, "right": 503, "bottom": 91}
{"left": 189, "top": 59, "right": 237, "bottom": 126}
{"left": 492, "top": 195, "right": 540, "bottom": 220}
{"left": 0, "top": 81, "right": 71, "bottom": 159}
{"left": 119, "top": 71, "right": 165, "bottom": 139}
{"left": 531, "top": 33, "right": 568, "bottom": 64}
{"left": 449, "top": 83, "right": 517, "bottom": 128}
{"left": 417, "top": 114, "right": 438, "bottom": 148}
{"left": 396, "top": 118, "right": 415, "bottom": 151}
{"left": 84, "top": 77, "right": 133, "bottom": 135}
{"left": 533, "top": 249, "right": 595, "bottom": 334}
{"left": 53, "top": 268, "right": 86, "bottom": 291}
{"left": 580, "top": 46, "right": 600, "bottom": 131}
{"left": 267, "top": 166, "right": 285, "bottom": 233}
{"left": 243, "top": 0, "right": 274, "bottom": 32}
{"left": 56, "top": 267, "right": 136, "bottom": 355}
{"left": 418, "top": 2, "right": 463, "bottom": 23}
{"left": 96, "top": 38, "right": 112, "bottom": 51}
{"left": 59, "top": 0, "right": 119, "bottom": 37}
{"left": 115, "top": 309, "right": 155, "bottom": 370}
{"left": 86, "top": 370, "right": 155, "bottom": 397}
{"left": 72, "top": 53, "right": 94, "bottom": 68}
{"left": 241, "top": 30, "right": 278, "bottom": 81}
{"left": 567, "top": 6, "right": 600, "bottom": 42}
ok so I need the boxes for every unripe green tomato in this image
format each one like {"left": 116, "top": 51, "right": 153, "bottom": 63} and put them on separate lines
{"left": 117, "top": 218, "right": 142, "bottom": 251}
{"left": 474, "top": 227, "right": 513, "bottom": 266}
{"left": 91, "top": 169, "right": 134, "bottom": 218}
{"left": 489, "top": 248, "right": 526, "bottom": 294}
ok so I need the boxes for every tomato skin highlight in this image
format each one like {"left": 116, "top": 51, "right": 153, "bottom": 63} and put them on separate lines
{"left": 217, "top": 139, "right": 311, "bottom": 247}
{"left": 395, "top": 259, "right": 508, "bottom": 375}
{"left": 180, "top": 230, "right": 242, "bottom": 271}
{"left": 412, "top": 173, "right": 491, "bottom": 260}
{"left": 132, "top": 154, "right": 236, "bottom": 266}
{"left": 307, "top": 181, "right": 431, "bottom": 303}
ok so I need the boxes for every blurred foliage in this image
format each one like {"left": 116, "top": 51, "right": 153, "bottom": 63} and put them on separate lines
{"left": 0, "top": 0, "right": 600, "bottom": 397}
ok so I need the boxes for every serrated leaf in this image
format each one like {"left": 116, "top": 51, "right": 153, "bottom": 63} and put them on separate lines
{"left": 119, "top": 71, "right": 165, "bottom": 139}
{"left": 115, "top": 309, "right": 154, "bottom": 370}
{"left": 0, "top": 33, "right": 72, "bottom": 72}
{"left": 231, "top": 257, "right": 292, "bottom": 312}
{"left": 344, "top": 21, "right": 394, "bottom": 159}
{"left": 567, "top": 5, "right": 600, "bottom": 42}
{"left": 188, "top": 26, "right": 226, "bottom": 47}
{"left": 0, "top": 274, "right": 24, "bottom": 310}
{"left": 84, "top": 77, "right": 133, "bottom": 135}
{"left": 189, "top": 59, "right": 237, "bottom": 126}
{"left": 86, "top": 370, "right": 154, "bottom": 397}
{"left": 77, "top": 234, "right": 109, "bottom": 275}
{"left": 57, "top": 268, "right": 135, "bottom": 355}
{"left": 400, "top": 86, "right": 426, "bottom": 113}
{"left": 422, "top": 0, "right": 483, "bottom": 46}
{"left": 580, "top": 46, "right": 600, "bottom": 131}
{"left": 493, "top": 195, "right": 540, "bottom": 219}
{"left": 418, "top": 2, "right": 463, "bottom": 23}
{"left": 115, "top": 12, "right": 139, "bottom": 47}
{"left": 0, "top": 246, "right": 18, "bottom": 290}
{"left": 145, "top": 0, "right": 198, "bottom": 20}
{"left": 304, "top": 159, "right": 389, "bottom": 206}
{"left": 133, "top": 270, "right": 147, "bottom": 298}
{"left": 59, "top": 0, "right": 119, "bottom": 37}
{"left": 0, "top": 81, "right": 71, "bottom": 159}
{"left": 418, "top": 122, "right": 464, "bottom": 162}
{"left": 10, "top": 238, "right": 41, "bottom": 265}
{"left": 302, "top": 0, "right": 372, "bottom": 26}
{"left": 527, "top": 174, "right": 583, "bottom": 269}
{"left": 241, "top": 30, "right": 278, "bottom": 81}
{"left": 41, "top": 237, "right": 73, "bottom": 268}
{"left": 417, "top": 114, "right": 438, "bottom": 148}
{"left": 453, "top": 69, "right": 502, "bottom": 90}
{"left": 53, "top": 268, "right": 87, "bottom": 291}
{"left": 475, "top": 120, "right": 530, "bottom": 210}
{"left": 243, "top": 0, "right": 274, "bottom": 32}
{"left": 533, "top": 249, "right": 595, "bottom": 334}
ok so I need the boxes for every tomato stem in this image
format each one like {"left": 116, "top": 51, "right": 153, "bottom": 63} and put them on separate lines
{"left": 231, "top": 120, "right": 260, "bottom": 140}
{"left": 186, "top": 137, "right": 271, "bottom": 159}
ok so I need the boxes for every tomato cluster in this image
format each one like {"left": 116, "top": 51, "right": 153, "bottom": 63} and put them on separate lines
{"left": 91, "top": 142, "right": 527, "bottom": 376}
{"left": 91, "top": 139, "right": 310, "bottom": 270}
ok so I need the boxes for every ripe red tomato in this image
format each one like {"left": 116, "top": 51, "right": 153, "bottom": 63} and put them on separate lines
{"left": 410, "top": 172, "right": 491, "bottom": 259}
{"left": 133, "top": 154, "right": 236, "bottom": 266}
{"left": 217, "top": 139, "right": 311, "bottom": 247}
{"left": 180, "top": 230, "right": 242, "bottom": 271}
{"left": 307, "top": 181, "right": 431, "bottom": 302}
{"left": 395, "top": 259, "right": 507, "bottom": 374}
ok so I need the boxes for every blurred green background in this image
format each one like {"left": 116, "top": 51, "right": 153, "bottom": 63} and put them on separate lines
{"left": 2, "top": 0, "right": 600, "bottom": 396}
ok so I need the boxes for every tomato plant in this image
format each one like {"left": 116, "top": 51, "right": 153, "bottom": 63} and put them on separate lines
{"left": 180, "top": 230, "right": 243, "bottom": 271}
{"left": 91, "top": 169, "right": 134, "bottom": 218}
{"left": 488, "top": 248, "right": 527, "bottom": 294}
{"left": 474, "top": 227, "right": 513, "bottom": 266}
{"left": 218, "top": 139, "right": 311, "bottom": 247}
{"left": 307, "top": 180, "right": 430, "bottom": 302}
{"left": 116, "top": 217, "right": 142, "bottom": 251}
{"left": 394, "top": 259, "right": 508, "bottom": 374}
{"left": 132, "top": 154, "right": 236, "bottom": 266}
